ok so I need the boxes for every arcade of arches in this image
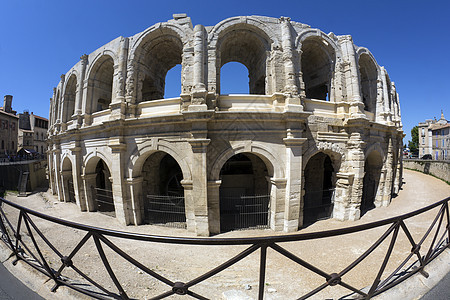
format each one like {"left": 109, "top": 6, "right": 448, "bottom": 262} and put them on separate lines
{"left": 48, "top": 15, "right": 403, "bottom": 236}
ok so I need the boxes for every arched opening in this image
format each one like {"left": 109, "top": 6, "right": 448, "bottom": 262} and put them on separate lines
{"left": 139, "top": 35, "right": 183, "bottom": 102}
{"left": 141, "top": 152, "right": 185, "bottom": 228}
{"left": 217, "top": 28, "right": 268, "bottom": 95}
{"left": 362, "top": 151, "right": 383, "bottom": 215}
{"left": 164, "top": 64, "right": 182, "bottom": 98}
{"left": 301, "top": 38, "right": 335, "bottom": 101}
{"left": 93, "top": 159, "right": 114, "bottom": 216}
{"left": 91, "top": 56, "right": 114, "bottom": 113}
{"left": 303, "top": 152, "right": 335, "bottom": 225}
{"left": 62, "top": 157, "right": 75, "bottom": 203}
{"left": 63, "top": 74, "right": 77, "bottom": 123}
{"left": 220, "top": 62, "right": 250, "bottom": 94}
{"left": 359, "top": 54, "right": 377, "bottom": 113}
{"left": 219, "top": 153, "right": 270, "bottom": 232}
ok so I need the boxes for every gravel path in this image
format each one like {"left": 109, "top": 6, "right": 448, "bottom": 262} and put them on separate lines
{"left": 1, "top": 169, "right": 449, "bottom": 299}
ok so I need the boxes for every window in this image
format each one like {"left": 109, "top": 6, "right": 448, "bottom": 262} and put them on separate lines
{"left": 421, "top": 128, "right": 425, "bottom": 136}
{"left": 1, "top": 140, "right": 3, "bottom": 149}
{"left": 12, "top": 141, "right": 14, "bottom": 149}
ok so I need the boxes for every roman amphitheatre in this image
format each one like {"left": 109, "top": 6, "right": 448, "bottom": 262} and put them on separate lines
{"left": 47, "top": 14, "right": 403, "bottom": 237}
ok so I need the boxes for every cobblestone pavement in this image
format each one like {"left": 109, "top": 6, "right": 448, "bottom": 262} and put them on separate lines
{"left": 0, "top": 169, "right": 449, "bottom": 299}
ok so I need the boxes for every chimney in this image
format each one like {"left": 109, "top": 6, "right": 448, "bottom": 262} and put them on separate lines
{"left": 3, "top": 95, "right": 12, "bottom": 113}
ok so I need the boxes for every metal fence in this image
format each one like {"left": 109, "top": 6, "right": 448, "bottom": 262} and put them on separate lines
{"left": 93, "top": 187, "right": 115, "bottom": 217}
{"left": 144, "top": 195, "right": 186, "bottom": 229}
{"left": 220, "top": 194, "right": 270, "bottom": 231}
{"left": 0, "top": 195, "right": 449, "bottom": 299}
{"left": 303, "top": 188, "right": 335, "bottom": 224}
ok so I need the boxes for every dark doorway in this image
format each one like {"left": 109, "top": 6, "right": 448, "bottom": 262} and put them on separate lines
{"left": 219, "top": 153, "right": 270, "bottom": 232}
{"left": 303, "top": 152, "right": 335, "bottom": 225}
{"left": 362, "top": 151, "right": 383, "bottom": 215}
{"left": 142, "top": 153, "right": 186, "bottom": 228}
{"left": 93, "top": 160, "right": 115, "bottom": 217}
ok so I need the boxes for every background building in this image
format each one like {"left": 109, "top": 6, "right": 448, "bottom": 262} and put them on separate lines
{"left": 418, "top": 111, "right": 449, "bottom": 160}
{"left": 48, "top": 15, "right": 403, "bottom": 236}
{"left": 0, "top": 95, "right": 18, "bottom": 160}
{"left": 18, "top": 111, "right": 49, "bottom": 156}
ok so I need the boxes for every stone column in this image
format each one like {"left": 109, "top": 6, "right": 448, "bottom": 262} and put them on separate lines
{"left": 339, "top": 36, "right": 365, "bottom": 118}
{"left": 280, "top": 17, "right": 303, "bottom": 111}
{"left": 382, "top": 136, "right": 394, "bottom": 206}
{"left": 47, "top": 145, "right": 55, "bottom": 194}
{"left": 333, "top": 173, "right": 355, "bottom": 220}
{"left": 269, "top": 178, "right": 287, "bottom": 231}
{"left": 82, "top": 173, "right": 97, "bottom": 211}
{"left": 283, "top": 137, "right": 307, "bottom": 231}
{"left": 110, "top": 37, "right": 129, "bottom": 120}
{"left": 71, "top": 144, "right": 87, "bottom": 211}
{"left": 345, "top": 120, "right": 367, "bottom": 220}
{"left": 126, "top": 176, "right": 144, "bottom": 225}
{"left": 380, "top": 68, "right": 392, "bottom": 124}
{"left": 181, "top": 179, "right": 195, "bottom": 232}
{"left": 53, "top": 145, "right": 63, "bottom": 201}
{"left": 73, "top": 54, "right": 88, "bottom": 127}
{"left": 108, "top": 138, "right": 131, "bottom": 225}
{"left": 188, "top": 138, "right": 210, "bottom": 236}
{"left": 207, "top": 180, "right": 221, "bottom": 234}
{"left": 189, "top": 25, "right": 208, "bottom": 112}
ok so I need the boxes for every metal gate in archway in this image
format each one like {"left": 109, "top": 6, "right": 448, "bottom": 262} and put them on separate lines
{"left": 303, "top": 188, "right": 335, "bottom": 225}
{"left": 92, "top": 187, "right": 115, "bottom": 217}
{"left": 144, "top": 195, "right": 186, "bottom": 229}
{"left": 220, "top": 194, "right": 270, "bottom": 232}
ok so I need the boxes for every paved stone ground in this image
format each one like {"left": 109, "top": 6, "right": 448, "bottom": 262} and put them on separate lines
{"left": 0, "top": 169, "right": 449, "bottom": 299}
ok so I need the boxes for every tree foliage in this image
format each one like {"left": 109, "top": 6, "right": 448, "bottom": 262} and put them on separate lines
{"left": 408, "top": 126, "right": 419, "bottom": 153}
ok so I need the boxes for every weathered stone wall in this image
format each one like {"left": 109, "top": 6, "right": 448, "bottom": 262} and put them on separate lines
{"left": 403, "top": 160, "right": 450, "bottom": 183}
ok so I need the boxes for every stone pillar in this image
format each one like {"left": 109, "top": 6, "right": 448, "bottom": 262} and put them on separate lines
{"left": 333, "top": 173, "right": 355, "bottom": 220}
{"left": 125, "top": 61, "right": 138, "bottom": 117}
{"left": 126, "top": 176, "right": 144, "bottom": 225}
{"left": 339, "top": 36, "right": 365, "bottom": 118}
{"left": 382, "top": 136, "right": 394, "bottom": 206}
{"left": 110, "top": 38, "right": 129, "bottom": 120}
{"left": 380, "top": 68, "right": 392, "bottom": 124}
{"left": 47, "top": 145, "right": 55, "bottom": 194}
{"left": 283, "top": 137, "right": 307, "bottom": 231}
{"left": 269, "top": 178, "right": 287, "bottom": 231}
{"left": 53, "top": 145, "right": 63, "bottom": 201}
{"left": 73, "top": 54, "right": 88, "bottom": 127}
{"left": 345, "top": 120, "right": 367, "bottom": 220}
{"left": 108, "top": 138, "right": 131, "bottom": 225}
{"left": 71, "top": 144, "right": 87, "bottom": 211}
{"left": 82, "top": 173, "right": 97, "bottom": 211}
{"left": 181, "top": 179, "right": 195, "bottom": 232}
{"left": 189, "top": 25, "right": 208, "bottom": 112}
{"left": 188, "top": 138, "right": 210, "bottom": 236}
{"left": 207, "top": 180, "right": 221, "bottom": 234}
{"left": 280, "top": 17, "right": 303, "bottom": 111}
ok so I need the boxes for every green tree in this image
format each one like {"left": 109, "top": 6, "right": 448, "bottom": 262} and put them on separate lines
{"left": 408, "top": 126, "right": 419, "bottom": 154}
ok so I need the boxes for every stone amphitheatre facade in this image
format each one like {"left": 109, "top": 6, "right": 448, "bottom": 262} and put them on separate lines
{"left": 47, "top": 15, "right": 403, "bottom": 236}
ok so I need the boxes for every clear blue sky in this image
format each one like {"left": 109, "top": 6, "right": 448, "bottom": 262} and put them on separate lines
{"left": 1, "top": 0, "right": 449, "bottom": 144}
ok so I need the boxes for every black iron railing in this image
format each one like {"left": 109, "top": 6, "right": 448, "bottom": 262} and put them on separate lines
{"left": 0, "top": 196, "right": 449, "bottom": 299}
